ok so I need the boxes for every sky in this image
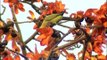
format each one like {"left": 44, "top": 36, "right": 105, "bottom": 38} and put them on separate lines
{"left": 0, "top": 0, "right": 106, "bottom": 60}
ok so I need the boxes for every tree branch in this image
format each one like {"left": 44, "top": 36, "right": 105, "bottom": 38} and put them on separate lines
{"left": 14, "top": 21, "right": 33, "bottom": 24}
{"left": 62, "top": 17, "right": 75, "bottom": 21}
{"left": 25, "top": 31, "right": 38, "bottom": 44}
{"left": 11, "top": 7, "right": 27, "bottom": 55}
{"left": 21, "top": 1, "right": 41, "bottom": 14}
{"left": 46, "top": 29, "right": 72, "bottom": 60}
{"left": 0, "top": 5, "right": 6, "bottom": 16}
{"left": 53, "top": 30, "right": 86, "bottom": 51}
{"left": 25, "top": 46, "right": 33, "bottom": 53}
{"left": 57, "top": 24, "right": 72, "bottom": 29}
{"left": 6, "top": 47, "right": 28, "bottom": 60}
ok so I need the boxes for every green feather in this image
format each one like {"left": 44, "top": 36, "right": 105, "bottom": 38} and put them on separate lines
{"left": 40, "top": 14, "right": 63, "bottom": 28}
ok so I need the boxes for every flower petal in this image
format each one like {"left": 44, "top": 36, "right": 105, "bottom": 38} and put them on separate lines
{"left": 29, "top": 10, "right": 35, "bottom": 20}
{"left": 14, "top": 55, "right": 20, "bottom": 60}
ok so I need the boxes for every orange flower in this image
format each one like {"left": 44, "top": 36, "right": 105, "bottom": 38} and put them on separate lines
{"left": 31, "top": 0, "right": 41, "bottom": 2}
{"left": 3, "top": 55, "right": 13, "bottom": 60}
{"left": 91, "top": 3, "right": 107, "bottom": 27}
{"left": 87, "top": 42, "right": 92, "bottom": 52}
{"left": 70, "top": 11, "right": 84, "bottom": 21}
{"left": 40, "top": 0, "right": 65, "bottom": 18}
{"left": 26, "top": 47, "right": 40, "bottom": 60}
{"left": 44, "top": 38, "right": 56, "bottom": 50}
{"left": 62, "top": 49, "right": 76, "bottom": 60}
{"left": 27, "top": 10, "right": 36, "bottom": 20}
{"left": 93, "top": 46, "right": 102, "bottom": 54}
{"left": 99, "top": 2, "right": 107, "bottom": 14}
{"left": 95, "top": 35, "right": 104, "bottom": 42}
{"left": 4, "top": 0, "right": 25, "bottom": 14}
{"left": 5, "top": 33, "right": 12, "bottom": 41}
{"left": 54, "top": 0, "right": 65, "bottom": 13}
{"left": 84, "top": 9, "right": 97, "bottom": 17}
{"left": 97, "top": 54, "right": 106, "bottom": 60}
{"left": 92, "top": 35, "right": 104, "bottom": 54}
{"left": 0, "top": 21, "right": 4, "bottom": 28}
{"left": 26, "top": 46, "right": 50, "bottom": 60}
{"left": 103, "top": 22, "right": 107, "bottom": 27}
{"left": 93, "top": 18, "right": 102, "bottom": 26}
{"left": 90, "top": 56, "right": 97, "bottom": 60}
{"left": 36, "top": 0, "right": 40, "bottom": 2}
{"left": 93, "top": 17, "right": 106, "bottom": 27}
{"left": 40, "top": 50, "right": 50, "bottom": 58}
{"left": 91, "top": 28, "right": 106, "bottom": 54}
{"left": 12, "top": 40, "right": 20, "bottom": 52}
{"left": 84, "top": 51, "right": 90, "bottom": 60}
{"left": 14, "top": 55, "right": 20, "bottom": 60}
{"left": 25, "top": 0, "right": 41, "bottom": 3}
{"left": 37, "top": 27, "right": 53, "bottom": 46}
{"left": 85, "top": 27, "right": 90, "bottom": 34}
{"left": 66, "top": 54, "right": 76, "bottom": 60}
{"left": 26, "top": 53, "right": 39, "bottom": 60}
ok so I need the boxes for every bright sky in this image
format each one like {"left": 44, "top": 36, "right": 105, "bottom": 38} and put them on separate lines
{"left": 1, "top": 0, "right": 106, "bottom": 60}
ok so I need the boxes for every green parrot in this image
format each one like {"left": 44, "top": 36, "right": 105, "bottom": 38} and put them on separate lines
{"left": 40, "top": 14, "right": 63, "bottom": 28}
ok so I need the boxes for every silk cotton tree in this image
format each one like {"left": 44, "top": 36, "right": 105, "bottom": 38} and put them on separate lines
{"left": 0, "top": 0, "right": 107, "bottom": 60}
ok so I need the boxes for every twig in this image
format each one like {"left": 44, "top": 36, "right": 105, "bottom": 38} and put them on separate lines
{"left": 53, "top": 29, "right": 86, "bottom": 51}
{"left": 54, "top": 29, "right": 72, "bottom": 48}
{"left": 14, "top": 21, "right": 33, "bottom": 24}
{"left": 62, "top": 17, "right": 75, "bottom": 21}
{"left": 0, "top": 5, "right": 6, "bottom": 16}
{"left": 53, "top": 29, "right": 65, "bottom": 35}
{"left": 57, "top": 24, "right": 72, "bottom": 29}
{"left": 58, "top": 20, "right": 69, "bottom": 24}
{"left": 25, "top": 31, "right": 38, "bottom": 44}
{"left": 25, "top": 46, "right": 33, "bottom": 53}
{"left": 11, "top": 7, "right": 27, "bottom": 55}
{"left": 82, "top": 40, "right": 87, "bottom": 60}
{"left": 21, "top": 1, "right": 41, "bottom": 14}
{"left": 60, "top": 50, "right": 66, "bottom": 57}
{"left": 57, "top": 30, "right": 65, "bottom": 36}
{"left": 6, "top": 47, "right": 28, "bottom": 60}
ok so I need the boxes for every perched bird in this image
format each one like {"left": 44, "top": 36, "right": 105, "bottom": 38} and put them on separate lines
{"left": 40, "top": 14, "right": 63, "bottom": 28}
